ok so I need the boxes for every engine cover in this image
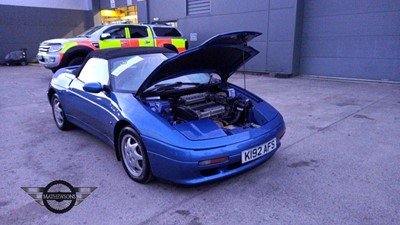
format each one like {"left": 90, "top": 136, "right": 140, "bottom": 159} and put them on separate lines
{"left": 179, "top": 92, "right": 208, "bottom": 105}
{"left": 176, "top": 101, "right": 225, "bottom": 121}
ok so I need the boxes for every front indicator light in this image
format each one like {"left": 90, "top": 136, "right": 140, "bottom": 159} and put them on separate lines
{"left": 199, "top": 156, "right": 229, "bottom": 166}
{"left": 278, "top": 130, "right": 286, "bottom": 140}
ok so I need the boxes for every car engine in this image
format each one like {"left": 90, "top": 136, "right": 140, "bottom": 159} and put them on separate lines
{"left": 175, "top": 92, "right": 226, "bottom": 121}
{"left": 145, "top": 88, "right": 257, "bottom": 128}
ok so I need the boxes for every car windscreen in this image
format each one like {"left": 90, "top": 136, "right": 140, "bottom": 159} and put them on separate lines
{"left": 76, "top": 25, "right": 103, "bottom": 37}
{"left": 151, "top": 73, "right": 211, "bottom": 87}
{"left": 153, "top": 27, "right": 182, "bottom": 37}
{"left": 110, "top": 53, "right": 170, "bottom": 92}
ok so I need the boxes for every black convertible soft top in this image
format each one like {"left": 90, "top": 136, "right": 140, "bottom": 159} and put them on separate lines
{"left": 73, "top": 47, "right": 175, "bottom": 75}
{"left": 87, "top": 47, "right": 174, "bottom": 60}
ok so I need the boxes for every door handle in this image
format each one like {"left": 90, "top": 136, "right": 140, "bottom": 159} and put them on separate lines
{"left": 121, "top": 41, "right": 128, "bottom": 45}
{"left": 145, "top": 40, "right": 150, "bottom": 44}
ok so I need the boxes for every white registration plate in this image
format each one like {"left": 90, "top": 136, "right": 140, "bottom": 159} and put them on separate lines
{"left": 241, "top": 138, "right": 277, "bottom": 164}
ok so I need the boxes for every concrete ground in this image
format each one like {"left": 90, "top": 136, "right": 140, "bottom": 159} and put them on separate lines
{"left": 0, "top": 64, "right": 399, "bottom": 225}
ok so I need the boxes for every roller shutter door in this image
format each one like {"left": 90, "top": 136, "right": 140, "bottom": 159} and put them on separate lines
{"left": 300, "top": 1, "right": 400, "bottom": 82}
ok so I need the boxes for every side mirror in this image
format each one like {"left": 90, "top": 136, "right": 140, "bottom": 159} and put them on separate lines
{"left": 83, "top": 82, "right": 104, "bottom": 93}
{"left": 100, "top": 33, "right": 111, "bottom": 40}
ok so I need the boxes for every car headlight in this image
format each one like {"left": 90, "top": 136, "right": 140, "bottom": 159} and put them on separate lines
{"left": 48, "top": 44, "right": 63, "bottom": 53}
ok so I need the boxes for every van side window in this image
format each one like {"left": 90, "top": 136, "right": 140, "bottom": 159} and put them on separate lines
{"left": 128, "top": 26, "right": 148, "bottom": 38}
{"left": 104, "top": 26, "right": 126, "bottom": 39}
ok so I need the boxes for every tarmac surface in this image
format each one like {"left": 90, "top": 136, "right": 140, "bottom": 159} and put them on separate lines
{"left": 0, "top": 64, "right": 399, "bottom": 224}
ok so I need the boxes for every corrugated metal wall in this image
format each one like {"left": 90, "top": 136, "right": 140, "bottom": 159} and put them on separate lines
{"left": 300, "top": 0, "right": 400, "bottom": 81}
{"left": 0, "top": 4, "right": 93, "bottom": 62}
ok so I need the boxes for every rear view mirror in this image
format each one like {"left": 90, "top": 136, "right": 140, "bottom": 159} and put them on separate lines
{"left": 100, "top": 33, "right": 111, "bottom": 40}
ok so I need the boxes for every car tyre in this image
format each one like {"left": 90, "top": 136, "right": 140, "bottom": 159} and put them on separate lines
{"left": 51, "top": 94, "right": 72, "bottom": 130}
{"left": 119, "top": 126, "right": 153, "bottom": 183}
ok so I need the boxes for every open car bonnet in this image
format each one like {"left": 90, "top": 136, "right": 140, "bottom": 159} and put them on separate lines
{"left": 136, "top": 31, "right": 261, "bottom": 97}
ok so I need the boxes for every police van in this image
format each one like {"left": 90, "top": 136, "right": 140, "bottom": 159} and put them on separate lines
{"left": 37, "top": 24, "right": 187, "bottom": 73}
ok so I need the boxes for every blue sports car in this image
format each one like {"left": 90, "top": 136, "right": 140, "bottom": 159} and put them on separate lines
{"left": 48, "top": 31, "right": 286, "bottom": 185}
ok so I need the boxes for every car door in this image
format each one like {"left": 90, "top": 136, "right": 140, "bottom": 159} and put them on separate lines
{"left": 66, "top": 58, "right": 117, "bottom": 143}
{"left": 126, "top": 25, "right": 154, "bottom": 47}
{"left": 99, "top": 25, "right": 130, "bottom": 49}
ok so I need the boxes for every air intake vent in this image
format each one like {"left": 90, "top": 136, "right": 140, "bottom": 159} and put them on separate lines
{"left": 187, "top": 0, "right": 211, "bottom": 15}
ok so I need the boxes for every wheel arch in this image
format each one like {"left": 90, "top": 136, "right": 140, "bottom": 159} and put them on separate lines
{"left": 47, "top": 88, "right": 56, "bottom": 104}
{"left": 163, "top": 44, "right": 178, "bottom": 53}
{"left": 61, "top": 46, "right": 93, "bottom": 67}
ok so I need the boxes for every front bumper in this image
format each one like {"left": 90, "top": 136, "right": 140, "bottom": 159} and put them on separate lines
{"left": 144, "top": 121, "right": 285, "bottom": 185}
{"left": 37, "top": 52, "right": 61, "bottom": 69}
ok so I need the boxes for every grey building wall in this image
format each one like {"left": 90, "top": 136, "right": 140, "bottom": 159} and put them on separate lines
{"left": 92, "top": 0, "right": 102, "bottom": 25}
{"left": 0, "top": 4, "right": 94, "bottom": 62}
{"left": 158, "top": 0, "right": 302, "bottom": 74}
{"left": 148, "top": 0, "right": 186, "bottom": 22}
{"left": 97, "top": 0, "right": 302, "bottom": 74}
{"left": 179, "top": 0, "right": 271, "bottom": 72}
{"left": 300, "top": 0, "right": 400, "bottom": 81}
{"left": 0, "top": 0, "right": 397, "bottom": 81}
{"left": 96, "top": 0, "right": 400, "bottom": 82}
{"left": 267, "top": 0, "right": 303, "bottom": 74}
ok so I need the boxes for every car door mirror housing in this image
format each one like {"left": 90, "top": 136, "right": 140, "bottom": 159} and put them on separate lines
{"left": 83, "top": 82, "right": 104, "bottom": 93}
{"left": 100, "top": 33, "right": 111, "bottom": 40}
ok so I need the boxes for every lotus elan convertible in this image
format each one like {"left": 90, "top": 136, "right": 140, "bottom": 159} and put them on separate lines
{"left": 48, "top": 31, "right": 286, "bottom": 185}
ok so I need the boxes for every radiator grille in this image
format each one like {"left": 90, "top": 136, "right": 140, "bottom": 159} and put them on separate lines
{"left": 39, "top": 46, "right": 50, "bottom": 53}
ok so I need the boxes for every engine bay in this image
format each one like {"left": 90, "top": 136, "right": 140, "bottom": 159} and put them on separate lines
{"left": 144, "top": 85, "right": 265, "bottom": 134}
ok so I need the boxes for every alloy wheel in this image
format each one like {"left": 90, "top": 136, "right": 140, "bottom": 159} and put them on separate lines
{"left": 121, "top": 134, "right": 144, "bottom": 177}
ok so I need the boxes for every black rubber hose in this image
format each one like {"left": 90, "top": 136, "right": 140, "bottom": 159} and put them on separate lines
{"left": 225, "top": 111, "right": 242, "bottom": 125}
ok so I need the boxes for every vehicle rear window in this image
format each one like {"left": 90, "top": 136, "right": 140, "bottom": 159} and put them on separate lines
{"left": 153, "top": 27, "right": 181, "bottom": 37}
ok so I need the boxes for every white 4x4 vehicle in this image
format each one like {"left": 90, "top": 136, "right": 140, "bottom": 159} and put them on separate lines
{"left": 37, "top": 24, "right": 187, "bottom": 72}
